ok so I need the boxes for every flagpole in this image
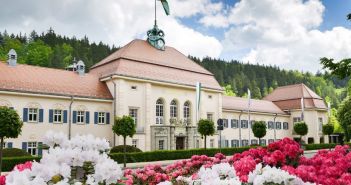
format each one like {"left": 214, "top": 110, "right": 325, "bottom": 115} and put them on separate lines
{"left": 248, "top": 89, "right": 251, "bottom": 144}
{"left": 154, "top": 0, "right": 157, "bottom": 26}
{"left": 301, "top": 97, "right": 304, "bottom": 121}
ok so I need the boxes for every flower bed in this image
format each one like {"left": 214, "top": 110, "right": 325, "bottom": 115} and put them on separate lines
{"left": 2, "top": 136, "right": 351, "bottom": 185}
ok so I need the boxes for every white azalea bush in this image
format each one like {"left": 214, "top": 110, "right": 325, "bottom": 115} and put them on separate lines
{"left": 5, "top": 131, "right": 122, "bottom": 185}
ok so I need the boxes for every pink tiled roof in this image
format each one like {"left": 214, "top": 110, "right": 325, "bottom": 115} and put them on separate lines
{"left": 222, "top": 96, "right": 286, "bottom": 115}
{"left": 90, "top": 39, "right": 222, "bottom": 90}
{"left": 0, "top": 62, "right": 112, "bottom": 99}
{"left": 263, "top": 83, "right": 326, "bottom": 110}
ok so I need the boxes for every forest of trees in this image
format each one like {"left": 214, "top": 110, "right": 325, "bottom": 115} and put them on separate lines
{"left": 0, "top": 29, "right": 348, "bottom": 108}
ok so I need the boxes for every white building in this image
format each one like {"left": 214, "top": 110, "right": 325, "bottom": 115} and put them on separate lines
{"left": 0, "top": 39, "right": 328, "bottom": 155}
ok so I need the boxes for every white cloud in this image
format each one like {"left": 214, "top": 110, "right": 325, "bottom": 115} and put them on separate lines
{"left": 200, "top": 0, "right": 351, "bottom": 72}
{"left": 0, "top": 0, "right": 222, "bottom": 59}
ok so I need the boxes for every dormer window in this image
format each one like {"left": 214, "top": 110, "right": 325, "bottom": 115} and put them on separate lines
{"left": 10, "top": 55, "right": 16, "bottom": 59}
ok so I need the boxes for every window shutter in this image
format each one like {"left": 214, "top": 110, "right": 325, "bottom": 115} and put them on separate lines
{"left": 49, "top": 109, "right": 53, "bottom": 123}
{"left": 63, "top": 110, "right": 68, "bottom": 123}
{"left": 106, "top": 112, "right": 110, "bottom": 124}
{"left": 73, "top": 111, "right": 77, "bottom": 124}
{"left": 38, "top": 142, "right": 43, "bottom": 156}
{"left": 39, "top": 109, "right": 44, "bottom": 123}
{"left": 22, "top": 142, "right": 27, "bottom": 151}
{"left": 85, "top": 111, "right": 90, "bottom": 124}
{"left": 94, "top": 112, "right": 98, "bottom": 124}
{"left": 23, "top": 108, "right": 28, "bottom": 122}
{"left": 7, "top": 142, "right": 13, "bottom": 148}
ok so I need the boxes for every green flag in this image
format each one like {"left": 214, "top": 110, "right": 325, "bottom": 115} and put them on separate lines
{"left": 160, "top": 0, "right": 170, "bottom": 15}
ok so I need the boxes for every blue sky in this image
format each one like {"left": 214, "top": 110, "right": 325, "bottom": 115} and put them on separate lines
{"left": 0, "top": 0, "right": 350, "bottom": 72}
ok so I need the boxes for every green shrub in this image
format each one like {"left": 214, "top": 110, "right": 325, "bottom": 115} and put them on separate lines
{"left": 109, "top": 146, "right": 252, "bottom": 163}
{"left": 110, "top": 145, "right": 142, "bottom": 153}
{"left": 304, "top": 143, "right": 337, "bottom": 150}
{"left": 2, "top": 148, "right": 31, "bottom": 157}
{"left": 1, "top": 156, "right": 40, "bottom": 172}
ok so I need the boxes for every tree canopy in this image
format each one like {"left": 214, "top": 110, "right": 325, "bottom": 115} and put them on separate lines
{"left": 337, "top": 97, "right": 351, "bottom": 141}
{"left": 252, "top": 121, "right": 267, "bottom": 145}
{"left": 113, "top": 116, "right": 136, "bottom": 138}
{"left": 197, "top": 119, "right": 215, "bottom": 149}
{"left": 294, "top": 122, "right": 308, "bottom": 140}
{"left": 0, "top": 107, "right": 23, "bottom": 174}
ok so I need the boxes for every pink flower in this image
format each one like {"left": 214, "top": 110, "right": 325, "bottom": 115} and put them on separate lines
{"left": 0, "top": 175, "right": 6, "bottom": 185}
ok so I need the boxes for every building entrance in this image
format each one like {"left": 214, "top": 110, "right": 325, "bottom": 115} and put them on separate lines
{"left": 176, "top": 137, "right": 185, "bottom": 150}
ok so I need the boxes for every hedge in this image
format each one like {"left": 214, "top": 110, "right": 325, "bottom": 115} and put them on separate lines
{"left": 304, "top": 143, "right": 337, "bottom": 150}
{"left": 109, "top": 146, "right": 252, "bottom": 163}
{"left": 1, "top": 156, "right": 40, "bottom": 172}
{"left": 110, "top": 145, "right": 142, "bottom": 153}
{"left": 2, "top": 148, "right": 31, "bottom": 157}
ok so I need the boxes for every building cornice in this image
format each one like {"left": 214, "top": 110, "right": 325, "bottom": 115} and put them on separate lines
{"left": 0, "top": 90, "right": 113, "bottom": 103}
{"left": 100, "top": 74, "right": 224, "bottom": 93}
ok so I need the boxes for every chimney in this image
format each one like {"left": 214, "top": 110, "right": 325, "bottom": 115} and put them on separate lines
{"left": 7, "top": 49, "right": 17, "bottom": 66}
{"left": 76, "top": 60, "right": 85, "bottom": 75}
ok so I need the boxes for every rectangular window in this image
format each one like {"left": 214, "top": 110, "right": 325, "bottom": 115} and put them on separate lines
{"left": 28, "top": 108, "right": 38, "bottom": 122}
{"left": 210, "top": 139, "right": 214, "bottom": 148}
{"left": 268, "top": 121, "right": 274, "bottom": 129}
{"left": 156, "top": 101, "right": 164, "bottom": 125}
{"left": 318, "top": 117, "right": 323, "bottom": 132}
{"left": 53, "top": 110, "right": 63, "bottom": 123}
{"left": 27, "top": 142, "right": 37, "bottom": 156}
{"left": 132, "top": 139, "right": 138, "bottom": 148}
{"left": 283, "top": 122, "right": 289, "bottom": 130}
{"left": 223, "top": 119, "right": 228, "bottom": 128}
{"left": 241, "top": 120, "right": 248, "bottom": 128}
{"left": 98, "top": 112, "right": 106, "bottom": 124}
{"left": 225, "top": 140, "right": 229, "bottom": 147}
{"left": 276, "top": 122, "right": 282, "bottom": 130}
{"left": 77, "top": 111, "right": 85, "bottom": 124}
{"left": 251, "top": 139, "right": 258, "bottom": 145}
{"left": 268, "top": 139, "right": 275, "bottom": 144}
{"left": 159, "top": 140, "right": 164, "bottom": 150}
{"left": 242, "top": 139, "right": 249, "bottom": 146}
{"left": 196, "top": 140, "right": 200, "bottom": 148}
{"left": 260, "top": 139, "right": 267, "bottom": 146}
{"left": 293, "top": 117, "right": 301, "bottom": 123}
{"left": 2, "top": 142, "right": 6, "bottom": 149}
{"left": 231, "top": 119, "right": 238, "bottom": 128}
{"left": 231, "top": 140, "right": 239, "bottom": 147}
{"left": 129, "top": 108, "right": 138, "bottom": 125}
{"left": 250, "top": 120, "right": 255, "bottom": 128}
{"left": 207, "top": 113, "right": 213, "bottom": 121}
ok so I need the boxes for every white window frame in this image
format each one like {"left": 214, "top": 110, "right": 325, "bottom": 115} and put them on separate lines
{"left": 156, "top": 99, "right": 164, "bottom": 124}
{"left": 129, "top": 108, "right": 138, "bottom": 126}
{"left": 28, "top": 108, "right": 39, "bottom": 123}
{"left": 241, "top": 120, "right": 248, "bottom": 128}
{"left": 98, "top": 112, "right": 106, "bottom": 124}
{"left": 318, "top": 117, "right": 323, "bottom": 132}
{"left": 293, "top": 117, "right": 301, "bottom": 123}
{"left": 276, "top": 122, "right": 282, "bottom": 130}
{"left": 170, "top": 100, "right": 178, "bottom": 118}
{"left": 183, "top": 101, "right": 191, "bottom": 125}
{"left": 27, "top": 142, "right": 37, "bottom": 156}
{"left": 158, "top": 140, "right": 164, "bottom": 150}
{"left": 132, "top": 139, "right": 138, "bottom": 148}
{"left": 207, "top": 113, "right": 213, "bottom": 121}
{"left": 242, "top": 139, "right": 249, "bottom": 146}
{"left": 77, "top": 111, "right": 85, "bottom": 124}
{"left": 231, "top": 140, "right": 239, "bottom": 147}
{"left": 283, "top": 122, "right": 289, "bottom": 130}
{"left": 53, "top": 109, "right": 63, "bottom": 123}
{"left": 268, "top": 139, "right": 275, "bottom": 144}
{"left": 210, "top": 139, "right": 214, "bottom": 148}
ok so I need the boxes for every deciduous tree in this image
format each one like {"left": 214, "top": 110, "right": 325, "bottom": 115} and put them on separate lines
{"left": 197, "top": 119, "right": 215, "bottom": 149}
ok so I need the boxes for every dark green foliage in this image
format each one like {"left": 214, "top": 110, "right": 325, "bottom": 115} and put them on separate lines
{"left": 252, "top": 121, "right": 267, "bottom": 145}
{"left": 112, "top": 115, "right": 136, "bottom": 167}
{"left": 348, "top": 13, "right": 351, "bottom": 21}
{"left": 304, "top": 143, "right": 337, "bottom": 150}
{"left": 0, "top": 29, "right": 118, "bottom": 70}
{"left": 110, "top": 145, "right": 142, "bottom": 153}
{"left": 294, "top": 122, "right": 308, "bottom": 140}
{"left": 322, "top": 123, "right": 334, "bottom": 136}
{"left": 197, "top": 119, "right": 215, "bottom": 149}
{"left": 2, "top": 148, "right": 31, "bottom": 157}
{"left": 321, "top": 57, "right": 351, "bottom": 79}
{"left": 337, "top": 97, "right": 351, "bottom": 141}
{"left": 0, "top": 107, "right": 23, "bottom": 174}
{"left": 113, "top": 116, "right": 136, "bottom": 138}
{"left": 1, "top": 156, "right": 40, "bottom": 172}
{"left": 109, "top": 146, "right": 253, "bottom": 163}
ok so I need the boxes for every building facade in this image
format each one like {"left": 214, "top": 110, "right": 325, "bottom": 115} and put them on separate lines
{"left": 0, "top": 40, "right": 328, "bottom": 155}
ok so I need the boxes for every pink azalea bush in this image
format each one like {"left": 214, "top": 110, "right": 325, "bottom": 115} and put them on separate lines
{"left": 0, "top": 161, "right": 32, "bottom": 185}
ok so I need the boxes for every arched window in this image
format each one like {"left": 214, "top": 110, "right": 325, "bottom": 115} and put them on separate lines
{"left": 183, "top": 101, "right": 191, "bottom": 125}
{"left": 156, "top": 99, "right": 164, "bottom": 124}
{"left": 170, "top": 100, "right": 178, "bottom": 118}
